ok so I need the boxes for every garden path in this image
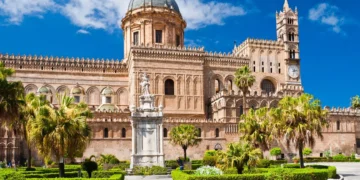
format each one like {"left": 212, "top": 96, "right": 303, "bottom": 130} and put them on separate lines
{"left": 306, "top": 162, "right": 360, "bottom": 180}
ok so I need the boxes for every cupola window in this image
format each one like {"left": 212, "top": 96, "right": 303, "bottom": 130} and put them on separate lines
{"left": 156, "top": 30, "right": 163, "bottom": 43}
{"left": 133, "top": 31, "right": 139, "bottom": 46}
{"left": 74, "top": 96, "right": 80, "bottom": 103}
{"left": 106, "top": 97, "right": 112, "bottom": 104}
{"left": 176, "top": 35, "right": 180, "bottom": 47}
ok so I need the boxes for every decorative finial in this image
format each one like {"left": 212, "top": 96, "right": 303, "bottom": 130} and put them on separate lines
{"left": 283, "top": 0, "right": 290, "bottom": 11}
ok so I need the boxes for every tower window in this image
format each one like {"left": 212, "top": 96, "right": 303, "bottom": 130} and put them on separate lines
{"left": 270, "top": 62, "right": 272, "bottom": 66}
{"left": 289, "top": 50, "right": 296, "bottom": 59}
{"left": 215, "top": 128, "right": 220, "bottom": 138}
{"left": 239, "top": 105, "right": 243, "bottom": 115}
{"left": 278, "top": 68, "right": 281, "bottom": 74}
{"left": 270, "top": 68, "right": 273, "bottom": 73}
{"left": 106, "top": 97, "right": 112, "bottom": 104}
{"left": 336, "top": 121, "right": 340, "bottom": 131}
{"left": 104, "top": 128, "right": 109, "bottom": 138}
{"left": 215, "top": 79, "right": 220, "bottom": 94}
{"left": 262, "top": 67, "right": 264, "bottom": 72}
{"left": 262, "top": 61, "right": 264, "bottom": 65}
{"left": 133, "top": 31, "right": 139, "bottom": 46}
{"left": 121, "top": 128, "right": 126, "bottom": 138}
{"left": 156, "top": 30, "right": 163, "bottom": 43}
{"left": 288, "top": 33, "right": 295, "bottom": 41}
{"left": 197, "top": 128, "right": 201, "bottom": 137}
{"left": 165, "top": 79, "right": 175, "bottom": 95}
{"left": 253, "top": 66, "right": 256, "bottom": 72}
{"left": 164, "top": 128, "right": 168, "bottom": 138}
{"left": 176, "top": 35, "right": 180, "bottom": 47}
{"left": 253, "top": 61, "right": 255, "bottom": 65}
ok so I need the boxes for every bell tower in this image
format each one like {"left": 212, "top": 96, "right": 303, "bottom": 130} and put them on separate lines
{"left": 276, "top": 0, "right": 301, "bottom": 85}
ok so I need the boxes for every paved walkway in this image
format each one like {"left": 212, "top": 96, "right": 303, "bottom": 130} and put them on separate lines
{"left": 306, "top": 162, "right": 360, "bottom": 180}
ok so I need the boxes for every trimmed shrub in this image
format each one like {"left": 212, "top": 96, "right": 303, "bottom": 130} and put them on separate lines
{"left": 172, "top": 170, "right": 266, "bottom": 180}
{"left": 224, "top": 168, "right": 238, "bottom": 174}
{"left": 204, "top": 150, "right": 217, "bottom": 157}
{"left": 4, "top": 173, "right": 26, "bottom": 180}
{"left": 109, "top": 158, "right": 120, "bottom": 165}
{"left": 191, "top": 160, "right": 203, "bottom": 165}
{"left": 256, "top": 159, "right": 270, "bottom": 168}
{"left": 203, "top": 156, "right": 217, "bottom": 166}
{"left": 133, "top": 166, "right": 167, "bottom": 175}
{"left": 113, "top": 163, "right": 130, "bottom": 170}
{"left": 165, "top": 160, "right": 179, "bottom": 169}
{"left": 82, "top": 160, "right": 98, "bottom": 178}
{"left": 332, "top": 154, "right": 347, "bottom": 161}
{"left": 283, "top": 164, "right": 300, "bottom": 168}
{"left": 328, "top": 166, "right": 337, "bottom": 178}
{"left": 192, "top": 164, "right": 202, "bottom": 170}
{"left": 270, "top": 148, "right": 282, "bottom": 157}
{"left": 25, "top": 168, "right": 36, "bottom": 171}
{"left": 303, "top": 148, "right": 312, "bottom": 156}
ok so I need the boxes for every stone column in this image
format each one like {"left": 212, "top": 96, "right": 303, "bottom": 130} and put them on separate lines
{"left": 159, "top": 123, "right": 163, "bottom": 154}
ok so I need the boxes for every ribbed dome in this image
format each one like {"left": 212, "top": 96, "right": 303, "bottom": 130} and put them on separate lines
{"left": 38, "top": 86, "right": 50, "bottom": 94}
{"left": 72, "top": 87, "right": 83, "bottom": 95}
{"left": 101, "top": 87, "right": 114, "bottom": 95}
{"left": 128, "top": 0, "right": 181, "bottom": 15}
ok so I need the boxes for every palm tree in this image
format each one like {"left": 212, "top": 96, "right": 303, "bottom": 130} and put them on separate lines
{"left": 221, "top": 141, "right": 262, "bottom": 174}
{"left": 0, "top": 62, "right": 15, "bottom": 80}
{"left": 169, "top": 124, "right": 201, "bottom": 161}
{"left": 19, "top": 93, "right": 52, "bottom": 169}
{"left": 239, "top": 108, "right": 272, "bottom": 151}
{"left": 28, "top": 94, "right": 92, "bottom": 177}
{"left": 351, "top": 95, "right": 360, "bottom": 109}
{"left": 275, "top": 94, "right": 328, "bottom": 168}
{"left": 234, "top": 66, "right": 255, "bottom": 114}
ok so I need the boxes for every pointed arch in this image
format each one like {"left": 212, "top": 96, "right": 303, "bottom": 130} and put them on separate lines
{"left": 248, "top": 100, "right": 259, "bottom": 110}
{"left": 116, "top": 88, "right": 129, "bottom": 106}
{"left": 56, "top": 85, "right": 70, "bottom": 96}
{"left": 260, "top": 100, "right": 268, "bottom": 108}
{"left": 269, "top": 100, "right": 279, "bottom": 108}
{"left": 24, "top": 84, "right": 38, "bottom": 94}
{"left": 86, "top": 86, "right": 100, "bottom": 105}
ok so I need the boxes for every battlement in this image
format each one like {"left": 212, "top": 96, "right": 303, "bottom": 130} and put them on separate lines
{"left": 233, "top": 38, "right": 284, "bottom": 55}
{"left": 325, "top": 107, "right": 360, "bottom": 116}
{"left": 0, "top": 53, "right": 127, "bottom": 73}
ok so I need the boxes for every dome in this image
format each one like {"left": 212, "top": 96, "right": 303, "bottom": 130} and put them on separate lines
{"left": 101, "top": 87, "right": 113, "bottom": 95}
{"left": 38, "top": 86, "right": 50, "bottom": 94}
{"left": 72, "top": 87, "right": 83, "bottom": 95}
{"left": 128, "top": 0, "right": 181, "bottom": 15}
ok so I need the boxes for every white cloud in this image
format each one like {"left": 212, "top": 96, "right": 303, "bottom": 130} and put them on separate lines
{"left": 0, "top": 0, "right": 249, "bottom": 31}
{"left": 308, "top": 3, "right": 345, "bottom": 33}
{"left": 177, "top": 0, "right": 247, "bottom": 29}
{"left": 76, "top": 29, "right": 90, "bottom": 34}
{"left": 0, "top": 0, "right": 56, "bottom": 24}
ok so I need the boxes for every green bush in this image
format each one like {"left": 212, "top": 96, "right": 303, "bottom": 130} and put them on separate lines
{"left": 332, "top": 154, "right": 348, "bottom": 161}
{"left": 204, "top": 150, "right": 217, "bottom": 157}
{"left": 283, "top": 164, "right": 300, "bottom": 168}
{"left": 25, "top": 167, "right": 36, "bottom": 171}
{"left": 4, "top": 173, "right": 26, "bottom": 180}
{"left": 132, "top": 166, "right": 167, "bottom": 175}
{"left": 191, "top": 160, "right": 203, "bottom": 165}
{"left": 165, "top": 160, "right": 179, "bottom": 169}
{"left": 26, "top": 174, "right": 124, "bottom": 180}
{"left": 223, "top": 168, "right": 238, "bottom": 174}
{"left": 270, "top": 147, "right": 282, "bottom": 157}
{"left": 302, "top": 148, "right": 312, "bottom": 156}
{"left": 0, "top": 161, "right": 6, "bottom": 168}
{"left": 269, "top": 160, "right": 287, "bottom": 165}
{"left": 266, "top": 168, "right": 294, "bottom": 180}
{"left": 192, "top": 164, "right": 202, "bottom": 170}
{"left": 203, "top": 156, "right": 217, "bottom": 166}
{"left": 256, "top": 159, "right": 270, "bottom": 168}
{"left": 328, "top": 166, "right": 337, "bottom": 178}
{"left": 82, "top": 160, "right": 98, "bottom": 178}
{"left": 109, "top": 158, "right": 120, "bottom": 165}
{"left": 180, "top": 157, "right": 191, "bottom": 162}
{"left": 113, "top": 163, "right": 130, "bottom": 170}
{"left": 172, "top": 170, "right": 266, "bottom": 180}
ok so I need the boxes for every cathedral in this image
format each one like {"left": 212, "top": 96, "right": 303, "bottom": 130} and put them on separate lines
{"left": 1, "top": 0, "right": 359, "bottom": 164}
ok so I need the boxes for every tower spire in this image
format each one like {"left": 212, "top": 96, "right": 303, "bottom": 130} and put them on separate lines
{"left": 283, "top": 0, "right": 290, "bottom": 11}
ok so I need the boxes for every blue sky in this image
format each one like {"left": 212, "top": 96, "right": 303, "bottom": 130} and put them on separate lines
{"left": 0, "top": 0, "right": 358, "bottom": 107}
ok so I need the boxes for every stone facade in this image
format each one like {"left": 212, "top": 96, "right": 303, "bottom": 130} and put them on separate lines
{"left": 0, "top": 0, "right": 359, "bottom": 164}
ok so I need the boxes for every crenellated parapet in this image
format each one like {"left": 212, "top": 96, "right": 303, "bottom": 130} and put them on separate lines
{"left": 0, "top": 53, "right": 127, "bottom": 73}
{"left": 163, "top": 118, "right": 226, "bottom": 124}
{"left": 325, "top": 107, "right": 360, "bottom": 117}
{"left": 233, "top": 38, "right": 284, "bottom": 56}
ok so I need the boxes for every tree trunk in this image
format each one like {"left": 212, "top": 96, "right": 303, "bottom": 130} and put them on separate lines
{"left": 235, "top": 162, "right": 244, "bottom": 174}
{"left": 183, "top": 146, "right": 187, "bottom": 162}
{"left": 243, "top": 89, "right": 247, "bottom": 115}
{"left": 27, "top": 148, "right": 32, "bottom": 169}
{"left": 59, "top": 157, "right": 65, "bottom": 177}
{"left": 87, "top": 171, "right": 91, "bottom": 178}
{"left": 298, "top": 143, "right": 305, "bottom": 168}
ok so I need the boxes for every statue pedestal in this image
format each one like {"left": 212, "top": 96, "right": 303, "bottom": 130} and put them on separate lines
{"left": 129, "top": 80, "right": 164, "bottom": 168}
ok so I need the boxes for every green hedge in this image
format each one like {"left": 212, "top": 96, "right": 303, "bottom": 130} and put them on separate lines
{"left": 192, "top": 160, "right": 203, "bottom": 165}
{"left": 172, "top": 170, "right": 266, "bottom": 180}
{"left": 165, "top": 160, "right": 179, "bottom": 169}
{"left": 82, "top": 170, "right": 125, "bottom": 178}
{"left": 203, "top": 156, "right": 217, "bottom": 166}
{"left": 26, "top": 174, "right": 124, "bottom": 180}
{"left": 192, "top": 164, "right": 202, "bottom": 170}
{"left": 269, "top": 160, "right": 287, "bottom": 165}
{"left": 303, "top": 156, "right": 360, "bottom": 163}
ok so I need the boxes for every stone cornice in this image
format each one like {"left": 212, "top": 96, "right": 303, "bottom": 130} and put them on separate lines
{"left": 0, "top": 53, "right": 128, "bottom": 73}
{"left": 326, "top": 107, "right": 360, "bottom": 116}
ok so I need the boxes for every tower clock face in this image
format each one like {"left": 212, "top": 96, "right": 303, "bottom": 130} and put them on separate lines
{"left": 288, "top": 65, "right": 300, "bottom": 79}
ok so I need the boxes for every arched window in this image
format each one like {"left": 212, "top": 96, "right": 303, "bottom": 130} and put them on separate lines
{"left": 239, "top": 105, "right": 244, "bottom": 115}
{"left": 104, "top": 128, "right": 109, "bottom": 138}
{"left": 336, "top": 121, "right": 340, "bottom": 131}
{"left": 289, "top": 50, "right": 296, "bottom": 59}
{"left": 197, "top": 128, "right": 202, "bottom": 137}
{"left": 214, "top": 143, "right": 223, "bottom": 151}
{"left": 261, "top": 79, "right": 276, "bottom": 94}
{"left": 163, "top": 128, "right": 168, "bottom": 138}
{"left": 215, "top": 128, "right": 220, "bottom": 138}
{"left": 227, "top": 80, "right": 233, "bottom": 91}
{"left": 165, "top": 79, "right": 175, "bottom": 95}
{"left": 121, "top": 128, "right": 126, "bottom": 138}
{"left": 215, "top": 79, "right": 220, "bottom": 94}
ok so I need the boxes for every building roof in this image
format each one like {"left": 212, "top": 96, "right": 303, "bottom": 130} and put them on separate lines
{"left": 128, "top": 0, "right": 181, "bottom": 15}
